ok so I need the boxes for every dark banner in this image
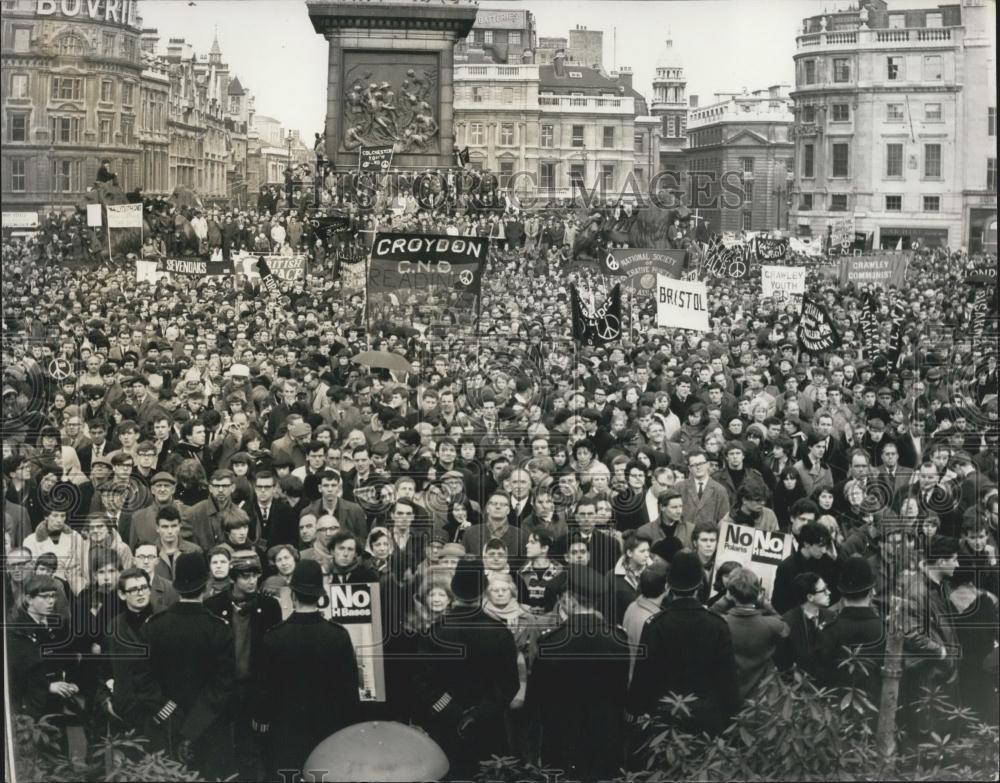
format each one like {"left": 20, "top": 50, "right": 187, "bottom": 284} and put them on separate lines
{"left": 602, "top": 248, "right": 686, "bottom": 291}
{"left": 886, "top": 300, "right": 908, "bottom": 367}
{"left": 256, "top": 257, "right": 282, "bottom": 301}
{"left": 971, "top": 287, "right": 988, "bottom": 340}
{"left": 967, "top": 267, "right": 997, "bottom": 285}
{"left": 310, "top": 214, "right": 352, "bottom": 247}
{"left": 458, "top": 146, "right": 471, "bottom": 166}
{"left": 797, "top": 294, "right": 841, "bottom": 355}
{"left": 359, "top": 145, "right": 394, "bottom": 175}
{"left": 159, "top": 257, "right": 231, "bottom": 276}
{"left": 702, "top": 237, "right": 750, "bottom": 279}
{"left": 367, "top": 233, "right": 486, "bottom": 328}
{"left": 859, "top": 292, "right": 881, "bottom": 359}
{"left": 571, "top": 284, "right": 622, "bottom": 346}
{"left": 752, "top": 236, "right": 789, "bottom": 262}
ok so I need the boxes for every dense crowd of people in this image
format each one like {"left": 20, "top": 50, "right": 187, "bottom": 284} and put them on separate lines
{"left": 2, "top": 157, "right": 999, "bottom": 782}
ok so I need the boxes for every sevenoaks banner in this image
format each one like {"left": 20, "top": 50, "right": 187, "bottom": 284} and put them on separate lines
{"left": 367, "top": 233, "right": 485, "bottom": 327}
{"left": 160, "top": 257, "right": 231, "bottom": 276}
{"left": 655, "top": 275, "right": 710, "bottom": 332}
{"left": 602, "top": 248, "right": 686, "bottom": 291}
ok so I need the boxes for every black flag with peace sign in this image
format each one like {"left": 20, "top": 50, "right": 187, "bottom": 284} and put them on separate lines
{"left": 572, "top": 284, "right": 622, "bottom": 346}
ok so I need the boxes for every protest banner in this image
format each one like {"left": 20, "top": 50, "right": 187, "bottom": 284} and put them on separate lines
{"left": 655, "top": 275, "right": 710, "bottom": 331}
{"left": 859, "top": 292, "right": 881, "bottom": 358}
{"left": 967, "top": 267, "right": 997, "bottom": 285}
{"left": 572, "top": 284, "right": 622, "bottom": 346}
{"left": 136, "top": 259, "right": 167, "bottom": 284}
{"left": 160, "top": 257, "right": 232, "bottom": 276}
{"left": 86, "top": 204, "right": 103, "bottom": 228}
{"left": 752, "top": 236, "right": 789, "bottom": 262}
{"left": 761, "top": 265, "right": 806, "bottom": 299}
{"left": 1, "top": 211, "right": 39, "bottom": 229}
{"left": 602, "top": 248, "right": 686, "bottom": 291}
{"left": 831, "top": 216, "right": 855, "bottom": 249}
{"left": 234, "top": 253, "right": 306, "bottom": 284}
{"left": 359, "top": 145, "right": 394, "bottom": 175}
{"left": 839, "top": 252, "right": 909, "bottom": 288}
{"left": 797, "top": 293, "right": 842, "bottom": 355}
{"left": 367, "top": 233, "right": 485, "bottom": 328}
{"left": 702, "top": 238, "right": 750, "bottom": 280}
{"left": 712, "top": 522, "right": 795, "bottom": 601}
{"left": 106, "top": 203, "right": 144, "bottom": 228}
{"left": 323, "top": 583, "right": 385, "bottom": 702}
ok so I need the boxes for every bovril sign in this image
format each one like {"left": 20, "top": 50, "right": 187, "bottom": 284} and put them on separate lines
{"left": 36, "top": 0, "right": 140, "bottom": 28}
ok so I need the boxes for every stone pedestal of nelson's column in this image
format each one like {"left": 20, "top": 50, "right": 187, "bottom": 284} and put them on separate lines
{"left": 307, "top": 0, "right": 477, "bottom": 170}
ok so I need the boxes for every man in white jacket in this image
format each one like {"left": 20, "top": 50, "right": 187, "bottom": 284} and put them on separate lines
{"left": 22, "top": 510, "right": 87, "bottom": 595}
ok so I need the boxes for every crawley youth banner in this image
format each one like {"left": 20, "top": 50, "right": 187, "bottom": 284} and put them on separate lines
{"left": 761, "top": 265, "right": 806, "bottom": 300}
{"left": 839, "top": 252, "right": 909, "bottom": 289}
{"left": 796, "top": 293, "right": 841, "bottom": 355}
{"left": 712, "top": 522, "right": 795, "bottom": 600}
{"left": 367, "top": 233, "right": 486, "bottom": 327}
{"left": 602, "top": 248, "right": 686, "bottom": 291}
{"left": 655, "top": 275, "right": 710, "bottom": 332}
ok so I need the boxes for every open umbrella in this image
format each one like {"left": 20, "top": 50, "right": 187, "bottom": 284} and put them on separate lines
{"left": 351, "top": 350, "right": 413, "bottom": 375}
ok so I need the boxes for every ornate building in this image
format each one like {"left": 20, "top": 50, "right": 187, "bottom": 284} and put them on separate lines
{"left": 455, "top": 7, "right": 535, "bottom": 65}
{"left": 2, "top": 0, "right": 145, "bottom": 210}
{"left": 684, "top": 86, "right": 794, "bottom": 233}
{"left": 650, "top": 38, "right": 688, "bottom": 177}
{"left": 788, "top": 0, "right": 996, "bottom": 250}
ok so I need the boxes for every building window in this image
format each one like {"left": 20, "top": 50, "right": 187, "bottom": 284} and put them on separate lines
{"left": 831, "top": 104, "right": 850, "bottom": 122}
{"left": 569, "top": 164, "right": 586, "bottom": 189}
{"left": 923, "top": 55, "right": 942, "bottom": 81}
{"left": 50, "top": 116, "right": 80, "bottom": 143}
{"left": 830, "top": 194, "right": 848, "bottom": 211}
{"left": 887, "top": 56, "right": 903, "bottom": 81}
{"left": 602, "top": 126, "right": 615, "bottom": 149}
{"left": 888, "top": 14, "right": 905, "bottom": 28}
{"left": 53, "top": 160, "right": 76, "bottom": 193}
{"left": 58, "top": 34, "right": 85, "bottom": 55}
{"left": 471, "top": 86, "right": 484, "bottom": 103}
{"left": 740, "top": 157, "right": 754, "bottom": 174}
{"left": 9, "top": 113, "right": 27, "bottom": 142}
{"left": 469, "top": 122, "right": 484, "bottom": 145}
{"left": 678, "top": 115, "right": 686, "bottom": 136}
{"left": 799, "top": 194, "right": 813, "bottom": 210}
{"left": 122, "top": 83, "right": 135, "bottom": 106}
{"left": 509, "top": 31, "right": 521, "bottom": 46}
{"left": 484, "top": 30, "right": 493, "bottom": 44}
{"left": 10, "top": 159, "right": 26, "bottom": 192}
{"left": 801, "top": 105, "right": 816, "bottom": 123}
{"left": 832, "top": 143, "right": 850, "bottom": 177}
{"left": 742, "top": 211, "right": 752, "bottom": 230}
{"left": 886, "top": 103, "right": 904, "bottom": 122}
{"left": 100, "top": 118, "right": 113, "bottom": 145}
{"left": 989, "top": 107, "right": 996, "bottom": 136}
{"left": 833, "top": 58, "right": 851, "bottom": 83}
{"left": 502, "top": 87, "right": 513, "bottom": 104}
{"left": 803, "top": 60, "right": 816, "bottom": 85}
{"left": 886, "top": 195, "right": 902, "bottom": 211}
{"left": 803, "top": 144, "right": 815, "bottom": 178}
{"left": 988, "top": 158, "right": 997, "bottom": 192}
{"left": 122, "top": 36, "right": 136, "bottom": 61}
{"left": 100, "top": 80, "right": 114, "bottom": 103}
{"left": 52, "top": 77, "right": 83, "bottom": 101}
{"left": 924, "top": 103, "right": 942, "bottom": 121}
{"left": 634, "top": 132, "right": 644, "bottom": 153}
{"left": 924, "top": 143, "right": 942, "bottom": 178}
{"left": 666, "top": 115, "right": 676, "bottom": 137}
{"left": 10, "top": 73, "right": 28, "bottom": 99}
{"left": 886, "top": 143, "right": 904, "bottom": 177}
{"left": 540, "top": 161, "right": 556, "bottom": 190}
{"left": 601, "top": 164, "right": 614, "bottom": 191}
{"left": 744, "top": 179, "right": 754, "bottom": 202}
{"left": 499, "top": 122, "right": 514, "bottom": 146}
{"left": 499, "top": 159, "right": 514, "bottom": 187}
{"left": 571, "top": 125, "right": 585, "bottom": 147}
{"left": 102, "top": 32, "right": 115, "bottom": 55}
{"left": 923, "top": 196, "right": 940, "bottom": 212}
{"left": 13, "top": 26, "right": 31, "bottom": 52}
{"left": 541, "top": 124, "right": 554, "bottom": 148}
{"left": 925, "top": 12, "right": 942, "bottom": 28}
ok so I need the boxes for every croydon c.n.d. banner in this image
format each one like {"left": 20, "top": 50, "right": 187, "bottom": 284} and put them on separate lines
{"left": 367, "top": 233, "right": 486, "bottom": 329}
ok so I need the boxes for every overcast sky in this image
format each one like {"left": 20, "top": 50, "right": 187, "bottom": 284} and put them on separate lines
{"left": 139, "top": 0, "right": 948, "bottom": 138}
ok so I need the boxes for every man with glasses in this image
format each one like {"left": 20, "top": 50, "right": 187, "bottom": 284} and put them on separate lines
{"left": 775, "top": 572, "right": 836, "bottom": 680}
{"left": 133, "top": 542, "right": 178, "bottom": 613}
{"left": 106, "top": 568, "right": 156, "bottom": 729}
{"left": 188, "top": 469, "right": 250, "bottom": 552}
{"left": 249, "top": 470, "right": 297, "bottom": 547}
{"left": 678, "top": 451, "right": 730, "bottom": 527}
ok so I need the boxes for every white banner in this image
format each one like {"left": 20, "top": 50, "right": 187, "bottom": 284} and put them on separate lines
{"left": 761, "top": 265, "right": 806, "bottom": 299}
{"left": 86, "top": 204, "right": 103, "bottom": 227}
{"left": 322, "top": 582, "right": 386, "bottom": 702}
{"left": 136, "top": 259, "right": 167, "bottom": 284}
{"left": 1, "top": 211, "right": 39, "bottom": 229}
{"left": 234, "top": 252, "right": 306, "bottom": 284}
{"left": 712, "top": 522, "right": 795, "bottom": 600}
{"left": 655, "top": 275, "right": 710, "bottom": 332}
{"left": 106, "top": 203, "right": 143, "bottom": 228}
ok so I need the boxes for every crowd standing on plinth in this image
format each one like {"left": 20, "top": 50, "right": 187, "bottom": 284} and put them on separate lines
{"left": 2, "top": 152, "right": 999, "bottom": 783}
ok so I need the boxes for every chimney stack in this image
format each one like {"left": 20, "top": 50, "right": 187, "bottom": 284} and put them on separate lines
{"left": 689, "top": 95, "right": 699, "bottom": 108}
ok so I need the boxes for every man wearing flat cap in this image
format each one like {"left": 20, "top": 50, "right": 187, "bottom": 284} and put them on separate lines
{"left": 627, "top": 551, "right": 740, "bottom": 737}
{"left": 136, "top": 551, "right": 235, "bottom": 776}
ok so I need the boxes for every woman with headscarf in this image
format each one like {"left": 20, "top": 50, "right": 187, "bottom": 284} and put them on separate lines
{"left": 481, "top": 573, "right": 542, "bottom": 761}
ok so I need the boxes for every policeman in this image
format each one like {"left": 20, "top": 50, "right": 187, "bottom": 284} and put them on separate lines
{"left": 627, "top": 551, "right": 741, "bottom": 737}
{"left": 136, "top": 551, "right": 235, "bottom": 778}
{"left": 252, "top": 558, "right": 361, "bottom": 781}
